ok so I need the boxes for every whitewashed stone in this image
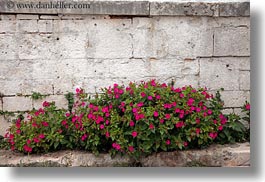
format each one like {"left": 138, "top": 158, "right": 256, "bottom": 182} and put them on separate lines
{"left": 3, "top": 97, "right": 32, "bottom": 112}
{"left": 221, "top": 91, "right": 250, "bottom": 108}
{"left": 0, "top": 116, "right": 11, "bottom": 136}
{"left": 0, "top": 34, "right": 17, "bottom": 60}
{"left": 199, "top": 57, "right": 248, "bottom": 90}
{"left": 174, "top": 75, "right": 199, "bottom": 88}
{"left": 0, "top": 14, "right": 16, "bottom": 20}
{"left": 33, "top": 95, "right": 68, "bottom": 110}
{"left": 17, "top": 20, "right": 38, "bottom": 33}
{"left": 133, "top": 17, "right": 213, "bottom": 58}
{"left": 0, "top": 21, "right": 16, "bottom": 33}
{"left": 40, "top": 15, "right": 60, "bottom": 20}
{"left": 38, "top": 20, "right": 53, "bottom": 32}
{"left": 239, "top": 71, "right": 250, "bottom": 90}
{"left": 17, "top": 14, "right": 39, "bottom": 20}
{"left": 214, "top": 26, "right": 250, "bottom": 56}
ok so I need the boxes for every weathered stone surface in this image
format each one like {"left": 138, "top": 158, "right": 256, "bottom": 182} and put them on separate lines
{"left": 150, "top": 2, "right": 218, "bottom": 16}
{"left": 220, "top": 91, "right": 250, "bottom": 108}
{"left": 33, "top": 95, "right": 68, "bottom": 110}
{"left": 199, "top": 57, "right": 250, "bottom": 90}
{"left": 0, "top": 34, "right": 17, "bottom": 60}
{"left": 38, "top": 20, "right": 53, "bottom": 32}
{"left": 17, "top": 20, "right": 38, "bottom": 33}
{"left": 219, "top": 2, "right": 250, "bottom": 17}
{"left": 0, "top": 14, "right": 16, "bottom": 20}
{"left": 0, "top": 142, "right": 250, "bottom": 167}
{"left": 0, "top": 20, "right": 16, "bottom": 33}
{"left": 3, "top": 97, "right": 32, "bottom": 112}
{"left": 133, "top": 17, "right": 213, "bottom": 58}
{"left": 0, "top": 116, "right": 11, "bottom": 136}
{"left": 17, "top": 14, "right": 39, "bottom": 20}
{"left": 40, "top": 15, "right": 60, "bottom": 20}
{"left": 214, "top": 26, "right": 250, "bottom": 56}
{"left": 0, "top": 0, "right": 149, "bottom": 15}
{"left": 239, "top": 71, "right": 250, "bottom": 90}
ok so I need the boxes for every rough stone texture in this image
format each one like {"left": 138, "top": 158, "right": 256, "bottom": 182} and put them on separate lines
{"left": 0, "top": 116, "right": 11, "bottom": 136}
{"left": 219, "top": 2, "right": 250, "bottom": 17}
{"left": 214, "top": 26, "right": 250, "bottom": 56}
{"left": 33, "top": 95, "right": 68, "bottom": 110}
{"left": 16, "top": 14, "right": 39, "bottom": 20}
{"left": 17, "top": 20, "right": 38, "bottom": 33}
{"left": 220, "top": 91, "right": 250, "bottom": 108}
{"left": 3, "top": 97, "right": 32, "bottom": 112}
{"left": 199, "top": 57, "right": 250, "bottom": 90}
{"left": 38, "top": 20, "right": 53, "bottom": 33}
{"left": 0, "top": 0, "right": 249, "bottom": 17}
{"left": 239, "top": 71, "right": 250, "bottom": 90}
{"left": 0, "top": 20, "right": 16, "bottom": 33}
{"left": 0, "top": 14, "right": 16, "bottom": 20}
{"left": 0, "top": 142, "right": 250, "bottom": 167}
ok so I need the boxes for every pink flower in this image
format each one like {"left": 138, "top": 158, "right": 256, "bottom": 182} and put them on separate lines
{"left": 156, "top": 95, "right": 161, "bottom": 100}
{"left": 179, "top": 113, "right": 184, "bottom": 119}
{"left": 33, "top": 138, "right": 40, "bottom": 143}
{"left": 153, "top": 111, "right": 159, "bottom": 117}
{"left": 42, "top": 101, "right": 50, "bottom": 107}
{"left": 175, "top": 121, "right": 184, "bottom": 128}
{"left": 39, "top": 134, "right": 45, "bottom": 139}
{"left": 105, "top": 132, "right": 110, "bottom": 138}
{"left": 196, "top": 128, "right": 200, "bottom": 135}
{"left": 129, "top": 121, "right": 135, "bottom": 127}
{"left": 196, "top": 118, "right": 200, "bottom": 124}
{"left": 160, "top": 119, "right": 164, "bottom": 124}
{"left": 113, "top": 83, "right": 119, "bottom": 88}
{"left": 100, "top": 124, "right": 105, "bottom": 130}
{"left": 66, "top": 112, "right": 71, "bottom": 117}
{"left": 115, "top": 94, "right": 120, "bottom": 99}
{"left": 165, "top": 114, "right": 171, "bottom": 120}
{"left": 132, "top": 131, "right": 138, "bottom": 138}
{"left": 16, "top": 130, "right": 21, "bottom": 134}
{"left": 166, "top": 140, "right": 171, "bottom": 145}
{"left": 148, "top": 96, "right": 153, "bottom": 100}
{"left": 245, "top": 103, "right": 250, "bottom": 110}
{"left": 209, "top": 132, "right": 218, "bottom": 139}
{"left": 183, "top": 142, "right": 188, "bottom": 147}
{"left": 75, "top": 88, "right": 81, "bottom": 93}
{"left": 207, "top": 109, "right": 212, "bottom": 115}
{"left": 105, "top": 120, "right": 110, "bottom": 125}
{"left": 112, "top": 143, "right": 121, "bottom": 150}
{"left": 27, "top": 139, "right": 31, "bottom": 145}
{"left": 218, "top": 125, "right": 223, "bottom": 131}
{"left": 42, "top": 121, "right": 49, "bottom": 127}
{"left": 175, "top": 88, "right": 181, "bottom": 93}
{"left": 16, "top": 123, "right": 21, "bottom": 129}
{"left": 179, "top": 93, "right": 184, "bottom": 98}
{"left": 149, "top": 123, "right": 154, "bottom": 130}
{"left": 141, "top": 92, "right": 146, "bottom": 98}
{"left": 128, "top": 146, "right": 134, "bottom": 152}
{"left": 23, "top": 145, "right": 32, "bottom": 153}
{"left": 137, "top": 102, "right": 144, "bottom": 107}
{"left": 61, "top": 120, "right": 67, "bottom": 125}
{"left": 175, "top": 108, "right": 180, "bottom": 113}
{"left": 196, "top": 107, "right": 201, "bottom": 112}
{"left": 132, "top": 108, "right": 138, "bottom": 113}
{"left": 81, "top": 134, "right": 88, "bottom": 141}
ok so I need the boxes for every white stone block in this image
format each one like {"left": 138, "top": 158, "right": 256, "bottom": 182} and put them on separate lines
{"left": 174, "top": 75, "right": 199, "bottom": 88}
{"left": 221, "top": 91, "right": 250, "bottom": 108}
{"left": 0, "top": 21, "right": 16, "bottom": 33}
{"left": 3, "top": 97, "right": 32, "bottom": 112}
{"left": 133, "top": 17, "right": 213, "bottom": 59}
{"left": 0, "top": 14, "right": 16, "bottom": 20}
{"left": 17, "top": 14, "right": 39, "bottom": 20}
{"left": 17, "top": 20, "right": 38, "bottom": 33}
{"left": 239, "top": 71, "right": 250, "bottom": 90}
{"left": 0, "top": 34, "right": 17, "bottom": 60}
{"left": 0, "top": 116, "right": 11, "bottom": 136}
{"left": 38, "top": 20, "right": 53, "bottom": 33}
{"left": 40, "top": 15, "right": 60, "bottom": 20}
{"left": 33, "top": 95, "right": 68, "bottom": 110}
{"left": 199, "top": 57, "right": 246, "bottom": 90}
{"left": 214, "top": 27, "right": 250, "bottom": 56}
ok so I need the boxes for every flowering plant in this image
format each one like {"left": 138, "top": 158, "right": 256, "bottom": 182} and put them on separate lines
{"left": 5, "top": 80, "right": 245, "bottom": 158}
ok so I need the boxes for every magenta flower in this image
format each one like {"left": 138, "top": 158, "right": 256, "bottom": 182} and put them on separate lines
{"left": 207, "top": 109, "right": 212, "bottom": 115}
{"left": 156, "top": 95, "right": 161, "bottom": 100}
{"left": 16, "top": 130, "right": 21, "bottom": 134}
{"left": 81, "top": 134, "right": 88, "bottom": 141}
{"left": 218, "top": 125, "right": 223, "bottom": 131}
{"left": 196, "top": 107, "right": 201, "bottom": 112}
{"left": 26, "top": 139, "right": 31, "bottom": 145}
{"left": 42, "top": 101, "right": 50, "bottom": 107}
{"left": 166, "top": 140, "right": 171, "bottom": 145}
{"left": 175, "top": 108, "right": 180, "bottom": 113}
{"left": 245, "top": 103, "right": 250, "bottom": 110}
{"left": 33, "top": 138, "right": 40, "bottom": 143}
{"left": 196, "top": 128, "right": 200, "bottom": 135}
{"left": 42, "top": 121, "right": 49, "bottom": 127}
{"left": 105, "top": 132, "right": 110, "bottom": 138}
{"left": 129, "top": 121, "right": 135, "bottom": 127}
{"left": 137, "top": 102, "right": 144, "bottom": 107}
{"left": 149, "top": 123, "right": 154, "bottom": 130}
{"left": 175, "top": 121, "right": 184, "bottom": 128}
{"left": 132, "top": 131, "right": 138, "bottom": 138}
{"left": 147, "top": 96, "right": 153, "bottom": 100}
{"left": 153, "top": 111, "right": 159, "bottom": 117}
{"left": 39, "top": 134, "right": 45, "bottom": 139}
{"left": 141, "top": 92, "right": 146, "bottom": 98}
{"left": 23, "top": 145, "right": 32, "bottom": 153}
{"left": 165, "top": 114, "right": 171, "bottom": 120}
{"left": 160, "top": 119, "right": 164, "bottom": 124}
{"left": 128, "top": 146, "right": 134, "bottom": 152}
{"left": 100, "top": 124, "right": 105, "bottom": 130}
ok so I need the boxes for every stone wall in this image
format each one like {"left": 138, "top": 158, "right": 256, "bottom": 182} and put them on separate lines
{"left": 0, "top": 0, "right": 250, "bottom": 135}
{"left": 0, "top": 142, "right": 250, "bottom": 167}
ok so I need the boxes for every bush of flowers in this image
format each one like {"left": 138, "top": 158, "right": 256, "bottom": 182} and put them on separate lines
{"left": 4, "top": 80, "right": 247, "bottom": 158}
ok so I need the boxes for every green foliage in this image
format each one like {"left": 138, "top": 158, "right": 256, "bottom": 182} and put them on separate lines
{"left": 3, "top": 80, "right": 250, "bottom": 158}
{"left": 31, "top": 92, "right": 47, "bottom": 100}
{"left": 64, "top": 92, "right": 74, "bottom": 112}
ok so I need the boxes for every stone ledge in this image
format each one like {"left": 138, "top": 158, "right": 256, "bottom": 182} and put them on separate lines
{"left": 0, "top": 142, "right": 250, "bottom": 167}
{"left": 0, "top": 0, "right": 250, "bottom": 17}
